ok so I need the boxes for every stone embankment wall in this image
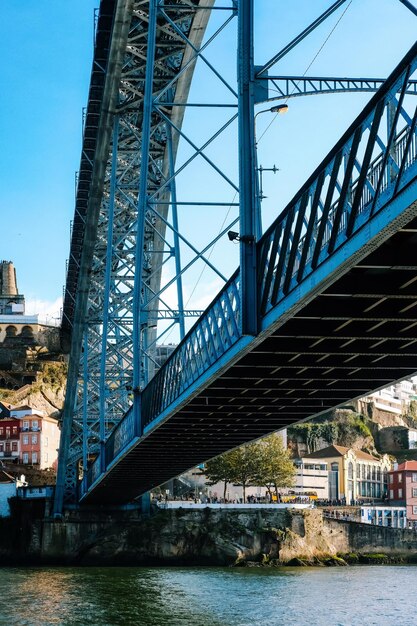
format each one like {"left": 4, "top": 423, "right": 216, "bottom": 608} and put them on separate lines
{"left": 3, "top": 506, "right": 417, "bottom": 565}
{"left": 326, "top": 517, "right": 417, "bottom": 555}
{"left": 38, "top": 507, "right": 340, "bottom": 565}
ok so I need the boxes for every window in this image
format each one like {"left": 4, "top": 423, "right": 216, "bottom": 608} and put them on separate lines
{"left": 0, "top": 443, "right": 3, "bottom": 452}
{"left": 12, "top": 442, "right": 17, "bottom": 452}
{"left": 32, "top": 452, "right": 38, "bottom": 464}
{"left": 12, "top": 426, "right": 17, "bottom": 435}
{"left": 412, "top": 473, "right": 417, "bottom": 483}
{"left": 413, "top": 506, "right": 417, "bottom": 515}
{"left": 22, "top": 453, "right": 29, "bottom": 464}
{"left": 5, "top": 428, "right": 10, "bottom": 438}
{"left": 390, "top": 489, "right": 394, "bottom": 499}
{"left": 0, "top": 428, "right": 3, "bottom": 436}
{"left": 32, "top": 435, "right": 37, "bottom": 444}
{"left": 398, "top": 488, "right": 403, "bottom": 498}
{"left": 44, "top": 437, "right": 48, "bottom": 446}
{"left": 32, "top": 420, "right": 39, "bottom": 430}
{"left": 399, "top": 473, "right": 403, "bottom": 483}
{"left": 44, "top": 452, "right": 48, "bottom": 463}
{"left": 412, "top": 488, "right": 417, "bottom": 498}
{"left": 23, "top": 435, "right": 28, "bottom": 445}
{"left": 23, "top": 421, "right": 29, "bottom": 431}
{"left": 389, "top": 474, "right": 394, "bottom": 484}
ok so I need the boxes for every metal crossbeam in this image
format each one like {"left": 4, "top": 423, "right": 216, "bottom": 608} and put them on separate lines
{"left": 259, "top": 76, "right": 417, "bottom": 103}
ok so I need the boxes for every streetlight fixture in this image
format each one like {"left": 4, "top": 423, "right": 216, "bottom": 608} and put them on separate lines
{"left": 254, "top": 103, "right": 289, "bottom": 142}
{"left": 228, "top": 103, "right": 288, "bottom": 245}
{"left": 254, "top": 103, "right": 289, "bottom": 235}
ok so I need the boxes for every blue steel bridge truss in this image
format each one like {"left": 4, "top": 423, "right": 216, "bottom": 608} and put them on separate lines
{"left": 79, "top": 39, "right": 417, "bottom": 504}
{"left": 54, "top": 0, "right": 417, "bottom": 512}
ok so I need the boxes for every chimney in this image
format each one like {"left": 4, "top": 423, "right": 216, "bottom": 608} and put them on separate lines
{"left": 0, "top": 261, "right": 18, "bottom": 296}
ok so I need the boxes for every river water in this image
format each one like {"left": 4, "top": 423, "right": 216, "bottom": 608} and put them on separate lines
{"left": 0, "top": 565, "right": 415, "bottom": 625}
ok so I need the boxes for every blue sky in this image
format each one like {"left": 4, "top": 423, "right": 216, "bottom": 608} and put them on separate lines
{"left": 0, "top": 0, "right": 416, "bottom": 322}
{"left": 0, "top": 1, "right": 99, "bottom": 319}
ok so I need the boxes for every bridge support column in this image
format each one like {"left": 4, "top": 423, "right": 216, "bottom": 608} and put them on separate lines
{"left": 238, "top": 0, "right": 258, "bottom": 336}
{"left": 132, "top": 0, "right": 158, "bottom": 436}
{"left": 99, "top": 116, "right": 119, "bottom": 471}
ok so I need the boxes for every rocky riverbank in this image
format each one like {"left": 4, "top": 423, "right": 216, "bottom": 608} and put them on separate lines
{"left": 2, "top": 505, "right": 417, "bottom": 566}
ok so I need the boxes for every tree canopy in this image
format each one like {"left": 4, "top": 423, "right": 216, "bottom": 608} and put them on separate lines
{"left": 204, "top": 433, "right": 296, "bottom": 501}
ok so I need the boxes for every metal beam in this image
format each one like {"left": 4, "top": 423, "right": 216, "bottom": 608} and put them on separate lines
{"left": 256, "top": 0, "right": 349, "bottom": 76}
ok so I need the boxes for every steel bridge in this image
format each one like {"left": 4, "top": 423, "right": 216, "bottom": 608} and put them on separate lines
{"left": 54, "top": 0, "right": 417, "bottom": 512}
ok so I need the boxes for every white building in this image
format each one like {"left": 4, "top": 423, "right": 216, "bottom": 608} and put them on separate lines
{"left": 295, "top": 459, "right": 329, "bottom": 499}
{"left": 361, "top": 505, "right": 407, "bottom": 528}
{"left": 363, "top": 379, "right": 417, "bottom": 416}
{"left": 0, "top": 471, "right": 27, "bottom": 517}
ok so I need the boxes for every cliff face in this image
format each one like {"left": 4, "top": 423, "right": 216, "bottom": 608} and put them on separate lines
{"left": 0, "top": 361, "right": 66, "bottom": 418}
{"left": 39, "top": 508, "right": 345, "bottom": 565}
{"left": 3, "top": 505, "right": 417, "bottom": 565}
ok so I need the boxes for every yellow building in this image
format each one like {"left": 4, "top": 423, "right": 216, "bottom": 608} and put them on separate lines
{"left": 303, "top": 445, "right": 391, "bottom": 503}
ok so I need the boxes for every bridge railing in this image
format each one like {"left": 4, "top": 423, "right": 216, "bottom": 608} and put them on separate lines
{"left": 286, "top": 125, "right": 415, "bottom": 283}
{"left": 141, "top": 272, "right": 241, "bottom": 428}
{"left": 258, "top": 42, "right": 417, "bottom": 317}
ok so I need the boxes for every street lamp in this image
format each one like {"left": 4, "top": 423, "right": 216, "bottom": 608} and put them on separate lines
{"left": 254, "top": 103, "right": 289, "bottom": 142}
{"left": 254, "top": 103, "right": 289, "bottom": 236}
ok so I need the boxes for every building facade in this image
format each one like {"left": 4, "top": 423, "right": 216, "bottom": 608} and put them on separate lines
{"left": 0, "top": 418, "right": 20, "bottom": 461}
{"left": 388, "top": 461, "right": 417, "bottom": 522}
{"left": 294, "top": 459, "right": 329, "bottom": 499}
{"left": 0, "top": 405, "right": 60, "bottom": 470}
{"left": 360, "top": 505, "right": 407, "bottom": 528}
{"left": 303, "top": 445, "right": 391, "bottom": 503}
{"left": 17, "top": 409, "right": 60, "bottom": 469}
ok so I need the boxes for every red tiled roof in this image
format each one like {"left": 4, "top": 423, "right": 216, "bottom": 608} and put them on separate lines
{"left": 392, "top": 461, "right": 417, "bottom": 472}
{"left": 303, "top": 444, "right": 379, "bottom": 462}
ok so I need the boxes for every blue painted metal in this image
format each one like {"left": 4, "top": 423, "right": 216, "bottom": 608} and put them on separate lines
{"left": 56, "top": 0, "right": 241, "bottom": 514}
{"left": 166, "top": 122, "right": 185, "bottom": 340}
{"left": 57, "top": 0, "right": 417, "bottom": 509}
{"left": 99, "top": 115, "right": 119, "bottom": 470}
{"left": 238, "top": 0, "right": 258, "bottom": 336}
{"left": 398, "top": 0, "right": 417, "bottom": 18}
{"left": 82, "top": 330, "right": 88, "bottom": 492}
{"left": 260, "top": 76, "right": 417, "bottom": 103}
{"left": 256, "top": 0, "right": 349, "bottom": 76}
{"left": 132, "top": 0, "right": 157, "bottom": 422}
{"left": 81, "top": 39, "right": 417, "bottom": 502}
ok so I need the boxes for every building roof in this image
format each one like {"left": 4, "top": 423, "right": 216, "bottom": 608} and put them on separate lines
{"left": 11, "top": 405, "right": 33, "bottom": 412}
{"left": 393, "top": 461, "right": 417, "bottom": 472}
{"left": 303, "top": 444, "right": 380, "bottom": 462}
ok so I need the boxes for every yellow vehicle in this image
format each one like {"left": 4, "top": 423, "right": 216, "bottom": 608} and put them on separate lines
{"left": 276, "top": 491, "right": 318, "bottom": 503}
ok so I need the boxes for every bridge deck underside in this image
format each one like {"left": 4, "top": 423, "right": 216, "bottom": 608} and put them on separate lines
{"left": 83, "top": 216, "right": 417, "bottom": 504}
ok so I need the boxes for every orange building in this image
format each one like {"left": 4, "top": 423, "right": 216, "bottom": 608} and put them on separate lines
{"left": 10, "top": 406, "right": 60, "bottom": 469}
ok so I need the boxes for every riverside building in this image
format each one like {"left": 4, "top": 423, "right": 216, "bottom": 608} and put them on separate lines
{"left": 303, "top": 445, "right": 391, "bottom": 503}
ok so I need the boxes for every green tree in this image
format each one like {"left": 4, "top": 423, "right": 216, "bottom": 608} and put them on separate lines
{"left": 255, "top": 434, "right": 296, "bottom": 500}
{"left": 204, "top": 453, "right": 235, "bottom": 500}
{"left": 227, "top": 443, "right": 261, "bottom": 502}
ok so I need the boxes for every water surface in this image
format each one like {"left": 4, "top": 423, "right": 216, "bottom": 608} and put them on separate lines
{"left": 0, "top": 565, "right": 415, "bottom": 625}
